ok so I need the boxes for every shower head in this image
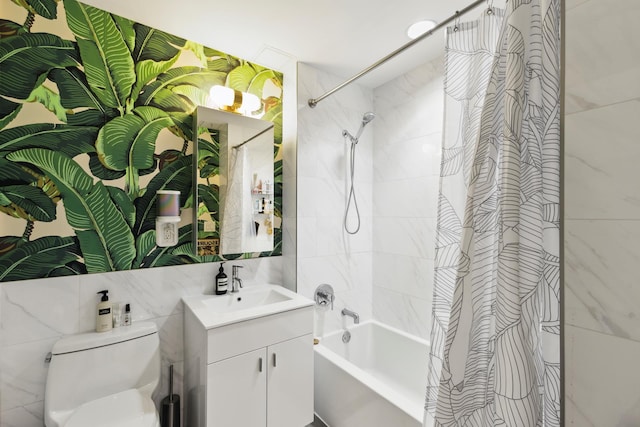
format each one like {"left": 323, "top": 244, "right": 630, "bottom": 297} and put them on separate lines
{"left": 343, "top": 111, "right": 376, "bottom": 143}
{"left": 362, "top": 112, "right": 376, "bottom": 125}
{"left": 354, "top": 111, "right": 375, "bottom": 141}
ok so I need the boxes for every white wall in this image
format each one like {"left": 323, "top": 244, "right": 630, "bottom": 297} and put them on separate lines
{"left": 296, "top": 58, "right": 445, "bottom": 340}
{"left": 0, "top": 3, "right": 298, "bottom": 426}
{"left": 0, "top": 259, "right": 283, "bottom": 426}
{"left": 564, "top": 0, "right": 640, "bottom": 424}
{"left": 371, "top": 58, "right": 444, "bottom": 340}
{"left": 296, "top": 63, "right": 374, "bottom": 335}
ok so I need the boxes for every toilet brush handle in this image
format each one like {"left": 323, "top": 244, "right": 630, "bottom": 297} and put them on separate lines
{"left": 168, "top": 364, "right": 174, "bottom": 402}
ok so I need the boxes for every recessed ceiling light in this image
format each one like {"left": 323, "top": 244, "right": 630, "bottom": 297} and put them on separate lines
{"left": 407, "top": 20, "right": 437, "bottom": 39}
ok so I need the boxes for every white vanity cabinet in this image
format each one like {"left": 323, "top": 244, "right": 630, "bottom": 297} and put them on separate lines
{"left": 183, "top": 287, "right": 314, "bottom": 427}
{"left": 207, "top": 333, "right": 313, "bottom": 427}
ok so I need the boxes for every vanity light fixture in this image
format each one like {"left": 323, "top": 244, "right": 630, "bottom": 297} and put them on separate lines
{"left": 209, "top": 85, "right": 261, "bottom": 116}
{"left": 407, "top": 19, "right": 437, "bottom": 39}
{"left": 155, "top": 190, "right": 181, "bottom": 247}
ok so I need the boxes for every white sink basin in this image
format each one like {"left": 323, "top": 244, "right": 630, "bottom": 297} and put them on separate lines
{"left": 182, "top": 284, "right": 313, "bottom": 329}
{"left": 202, "top": 288, "right": 291, "bottom": 313}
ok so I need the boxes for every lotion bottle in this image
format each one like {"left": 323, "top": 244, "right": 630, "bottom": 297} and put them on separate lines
{"left": 215, "top": 262, "right": 228, "bottom": 295}
{"left": 123, "top": 303, "right": 131, "bottom": 326}
{"left": 96, "top": 290, "right": 112, "bottom": 332}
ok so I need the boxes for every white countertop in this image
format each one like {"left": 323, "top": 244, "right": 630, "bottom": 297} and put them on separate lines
{"left": 182, "top": 284, "right": 314, "bottom": 329}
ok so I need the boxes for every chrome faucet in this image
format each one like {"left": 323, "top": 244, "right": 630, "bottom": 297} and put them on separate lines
{"left": 315, "top": 284, "right": 335, "bottom": 310}
{"left": 231, "top": 265, "right": 243, "bottom": 293}
{"left": 341, "top": 308, "right": 360, "bottom": 324}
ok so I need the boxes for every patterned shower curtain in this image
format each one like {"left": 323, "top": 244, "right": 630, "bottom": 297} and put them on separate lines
{"left": 425, "top": 0, "right": 561, "bottom": 426}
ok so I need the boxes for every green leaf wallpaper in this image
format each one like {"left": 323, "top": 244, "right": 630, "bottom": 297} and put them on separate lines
{"left": 0, "top": 0, "right": 284, "bottom": 282}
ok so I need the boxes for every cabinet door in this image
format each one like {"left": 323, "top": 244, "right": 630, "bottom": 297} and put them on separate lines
{"left": 267, "top": 334, "right": 314, "bottom": 427}
{"left": 207, "top": 348, "right": 267, "bottom": 427}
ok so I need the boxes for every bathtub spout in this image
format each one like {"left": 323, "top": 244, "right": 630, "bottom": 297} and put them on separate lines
{"left": 341, "top": 308, "right": 360, "bottom": 324}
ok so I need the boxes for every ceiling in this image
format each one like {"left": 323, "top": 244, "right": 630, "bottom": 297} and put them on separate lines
{"left": 84, "top": 0, "right": 488, "bottom": 88}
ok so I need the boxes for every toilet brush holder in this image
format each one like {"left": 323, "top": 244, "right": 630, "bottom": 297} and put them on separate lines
{"left": 160, "top": 364, "right": 181, "bottom": 427}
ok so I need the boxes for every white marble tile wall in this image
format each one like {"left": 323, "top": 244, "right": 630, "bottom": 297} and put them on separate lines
{"left": 565, "top": 326, "right": 640, "bottom": 426}
{"left": 371, "top": 58, "right": 444, "bottom": 340}
{"left": 564, "top": 0, "right": 640, "bottom": 425}
{"left": 564, "top": 0, "right": 640, "bottom": 115}
{"left": 296, "top": 63, "right": 374, "bottom": 335}
{"left": 0, "top": 258, "right": 283, "bottom": 426}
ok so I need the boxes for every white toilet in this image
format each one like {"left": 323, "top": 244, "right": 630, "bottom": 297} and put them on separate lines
{"left": 44, "top": 322, "right": 161, "bottom": 427}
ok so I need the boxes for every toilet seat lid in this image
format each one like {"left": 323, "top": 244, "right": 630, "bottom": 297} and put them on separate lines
{"left": 64, "top": 389, "right": 159, "bottom": 427}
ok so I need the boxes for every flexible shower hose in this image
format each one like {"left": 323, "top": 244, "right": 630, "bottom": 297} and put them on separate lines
{"left": 344, "top": 138, "right": 360, "bottom": 234}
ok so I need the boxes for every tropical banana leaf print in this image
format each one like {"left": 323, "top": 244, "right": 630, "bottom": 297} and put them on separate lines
{"left": 10, "top": 0, "right": 59, "bottom": 20}
{"left": 7, "top": 148, "right": 136, "bottom": 272}
{"left": 0, "top": 185, "right": 57, "bottom": 222}
{"left": 95, "top": 107, "right": 173, "bottom": 172}
{"left": 0, "top": 0, "right": 284, "bottom": 281}
{"left": 48, "top": 260, "right": 88, "bottom": 277}
{"left": 130, "top": 25, "right": 187, "bottom": 99}
{"left": 198, "top": 183, "right": 219, "bottom": 222}
{"left": 198, "top": 137, "right": 219, "bottom": 178}
{"left": 133, "top": 155, "right": 192, "bottom": 236}
{"left": 138, "top": 224, "right": 194, "bottom": 268}
{"left": 0, "top": 124, "right": 97, "bottom": 157}
{"left": 48, "top": 67, "right": 119, "bottom": 126}
{"left": 204, "top": 47, "right": 241, "bottom": 73}
{"left": 0, "top": 18, "right": 27, "bottom": 37}
{"left": 0, "top": 157, "right": 36, "bottom": 182}
{"left": 0, "top": 32, "right": 78, "bottom": 100}
{"left": 133, "top": 229, "right": 156, "bottom": 268}
{"left": 263, "top": 103, "right": 283, "bottom": 145}
{"left": 106, "top": 186, "right": 136, "bottom": 228}
{"left": 136, "top": 66, "right": 226, "bottom": 111}
{"left": 63, "top": 0, "right": 135, "bottom": 111}
{"left": 0, "top": 236, "right": 80, "bottom": 281}
{"left": 0, "top": 96, "right": 22, "bottom": 131}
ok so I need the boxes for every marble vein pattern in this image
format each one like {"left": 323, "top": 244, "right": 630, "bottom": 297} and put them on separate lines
{"left": 369, "top": 57, "right": 443, "bottom": 338}
{"left": 565, "top": 100, "right": 640, "bottom": 220}
{"left": 0, "top": 257, "right": 283, "bottom": 426}
{"left": 565, "top": 219, "right": 640, "bottom": 341}
{"left": 297, "top": 63, "right": 375, "bottom": 337}
{"left": 565, "top": 325, "right": 640, "bottom": 426}
{"left": 565, "top": 0, "right": 640, "bottom": 114}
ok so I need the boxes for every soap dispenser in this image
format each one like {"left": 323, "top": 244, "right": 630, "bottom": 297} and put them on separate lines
{"left": 96, "top": 290, "right": 113, "bottom": 332}
{"left": 215, "top": 262, "right": 228, "bottom": 295}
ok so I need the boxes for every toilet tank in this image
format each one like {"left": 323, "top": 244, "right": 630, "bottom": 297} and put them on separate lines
{"left": 45, "top": 322, "right": 160, "bottom": 426}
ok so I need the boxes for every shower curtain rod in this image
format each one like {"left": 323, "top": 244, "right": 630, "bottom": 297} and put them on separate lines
{"left": 307, "top": 0, "right": 486, "bottom": 108}
{"left": 233, "top": 124, "right": 275, "bottom": 149}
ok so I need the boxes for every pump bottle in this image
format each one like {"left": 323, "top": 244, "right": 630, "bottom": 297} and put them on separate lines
{"left": 96, "top": 290, "right": 112, "bottom": 332}
{"left": 215, "top": 262, "right": 228, "bottom": 295}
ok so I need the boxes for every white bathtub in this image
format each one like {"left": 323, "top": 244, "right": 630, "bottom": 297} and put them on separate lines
{"left": 314, "top": 320, "right": 429, "bottom": 427}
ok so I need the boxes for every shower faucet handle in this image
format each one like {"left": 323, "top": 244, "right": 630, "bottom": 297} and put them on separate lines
{"left": 315, "top": 284, "right": 335, "bottom": 310}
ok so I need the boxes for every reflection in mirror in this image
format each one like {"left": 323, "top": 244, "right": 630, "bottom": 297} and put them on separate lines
{"left": 194, "top": 106, "right": 275, "bottom": 256}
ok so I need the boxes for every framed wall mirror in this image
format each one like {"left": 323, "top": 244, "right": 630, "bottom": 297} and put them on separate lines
{"left": 194, "top": 106, "right": 276, "bottom": 257}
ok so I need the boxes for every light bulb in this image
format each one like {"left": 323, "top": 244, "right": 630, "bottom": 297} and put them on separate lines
{"left": 407, "top": 20, "right": 437, "bottom": 39}
{"left": 209, "top": 85, "right": 236, "bottom": 108}
{"left": 240, "top": 92, "right": 261, "bottom": 115}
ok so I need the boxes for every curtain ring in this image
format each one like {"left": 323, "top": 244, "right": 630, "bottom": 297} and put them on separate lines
{"left": 453, "top": 11, "right": 460, "bottom": 32}
{"left": 486, "top": 0, "right": 494, "bottom": 14}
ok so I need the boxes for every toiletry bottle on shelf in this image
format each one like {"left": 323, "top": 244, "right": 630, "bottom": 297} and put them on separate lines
{"left": 112, "top": 302, "right": 122, "bottom": 328}
{"left": 251, "top": 173, "right": 258, "bottom": 194}
{"left": 123, "top": 303, "right": 131, "bottom": 326}
{"left": 215, "top": 262, "right": 228, "bottom": 295}
{"left": 96, "top": 290, "right": 112, "bottom": 332}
